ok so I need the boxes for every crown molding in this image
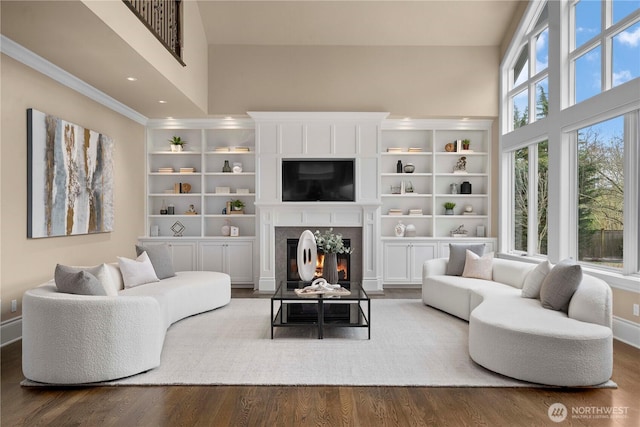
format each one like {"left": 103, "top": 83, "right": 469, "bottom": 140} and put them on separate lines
{"left": 1, "top": 35, "right": 148, "bottom": 125}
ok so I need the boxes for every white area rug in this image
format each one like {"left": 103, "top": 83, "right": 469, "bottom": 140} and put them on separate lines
{"left": 22, "top": 299, "right": 617, "bottom": 387}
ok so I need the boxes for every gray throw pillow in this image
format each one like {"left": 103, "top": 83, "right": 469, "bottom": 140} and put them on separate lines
{"left": 539, "top": 259, "right": 582, "bottom": 312}
{"left": 445, "top": 243, "right": 486, "bottom": 276}
{"left": 55, "top": 264, "right": 107, "bottom": 296}
{"left": 135, "top": 244, "right": 176, "bottom": 279}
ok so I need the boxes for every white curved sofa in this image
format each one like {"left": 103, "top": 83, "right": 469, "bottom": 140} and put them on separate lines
{"left": 22, "top": 264, "right": 231, "bottom": 384}
{"left": 422, "top": 257, "right": 613, "bottom": 386}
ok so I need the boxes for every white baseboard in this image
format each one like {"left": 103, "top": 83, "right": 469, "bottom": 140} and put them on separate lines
{"left": 613, "top": 316, "right": 640, "bottom": 349}
{"left": 1, "top": 316, "right": 22, "bottom": 347}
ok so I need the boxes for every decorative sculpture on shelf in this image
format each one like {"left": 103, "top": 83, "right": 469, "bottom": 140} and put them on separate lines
{"left": 450, "top": 224, "right": 468, "bottom": 237}
{"left": 453, "top": 156, "right": 467, "bottom": 174}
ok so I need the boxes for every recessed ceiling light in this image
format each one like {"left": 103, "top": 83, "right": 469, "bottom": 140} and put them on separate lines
{"left": 158, "top": 100, "right": 167, "bottom": 104}
{"left": 126, "top": 76, "right": 137, "bottom": 81}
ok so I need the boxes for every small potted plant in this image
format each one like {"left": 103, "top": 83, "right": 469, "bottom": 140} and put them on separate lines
{"left": 461, "top": 139, "right": 471, "bottom": 150}
{"left": 230, "top": 199, "right": 245, "bottom": 213}
{"left": 444, "top": 202, "right": 456, "bottom": 215}
{"left": 169, "top": 136, "right": 187, "bottom": 152}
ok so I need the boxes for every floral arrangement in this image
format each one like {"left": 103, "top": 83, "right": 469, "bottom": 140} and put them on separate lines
{"left": 314, "top": 228, "right": 353, "bottom": 254}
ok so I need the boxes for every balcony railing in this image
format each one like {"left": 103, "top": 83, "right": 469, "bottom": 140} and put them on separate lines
{"left": 123, "top": 0, "right": 184, "bottom": 65}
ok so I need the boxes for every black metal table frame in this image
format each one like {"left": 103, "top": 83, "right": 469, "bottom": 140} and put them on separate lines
{"left": 270, "top": 286, "right": 370, "bottom": 340}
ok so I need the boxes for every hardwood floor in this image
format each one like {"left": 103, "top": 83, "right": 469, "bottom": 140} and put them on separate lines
{"left": 2, "top": 289, "right": 639, "bottom": 426}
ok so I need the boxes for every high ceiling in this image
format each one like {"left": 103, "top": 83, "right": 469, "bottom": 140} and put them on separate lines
{"left": 198, "top": 0, "right": 524, "bottom": 47}
{"left": 1, "top": 1, "right": 525, "bottom": 119}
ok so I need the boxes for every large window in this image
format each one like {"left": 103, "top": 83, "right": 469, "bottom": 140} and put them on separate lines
{"left": 577, "top": 116, "right": 625, "bottom": 269}
{"left": 508, "top": 4, "right": 549, "bottom": 131}
{"left": 570, "top": 0, "right": 640, "bottom": 104}
{"left": 512, "top": 141, "right": 548, "bottom": 256}
{"left": 501, "top": 0, "right": 639, "bottom": 277}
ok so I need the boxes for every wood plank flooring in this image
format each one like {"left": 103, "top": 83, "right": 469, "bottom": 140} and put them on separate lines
{"left": 2, "top": 288, "right": 639, "bottom": 426}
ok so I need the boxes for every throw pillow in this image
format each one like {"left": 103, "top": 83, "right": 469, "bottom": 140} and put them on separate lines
{"left": 135, "top": 243, "right": 176, "bottom": 279}
{"left": 461, "top": 250, "right": 494, "bottom": 280}
{"left": 445, "top": 243, "right": 486, "bottom": 276}
{"left": 118, "top": 251, "right": 160, "bottom": 289}
{"left": 55, "top": 264, "right": 107, "bottom": 296}
{"left": 521, "top": 260, "right": 552, "bottom": 299}
{"left": 539, "top": 259, "right": 583, "bottom": 312}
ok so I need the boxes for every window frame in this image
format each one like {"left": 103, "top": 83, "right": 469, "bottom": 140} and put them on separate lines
{"left": 500, "top": 0, "right": 640, "bottom": 280}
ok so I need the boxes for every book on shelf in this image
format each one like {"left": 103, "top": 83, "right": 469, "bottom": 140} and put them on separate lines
{"left": 158, "top": 168, "right": 174, "bottom": 173}
{"left": 409, "top": 209, "right": 423, "bottom": 215}
{"left": 214, "top": 147, "right": 229, "bottom": 152}
{"left": 387, "top": 147, "right": 403, "bottom": 153}
{"left": 408, "top": 147, "right": 423, "bottom": 152}
{"left": 233, "top": 147, "right": 250, "bottom": 152}
{"left": 388, "top": 209, "right": 403, "bottom": 215}
{"left": 179, "top": 167, "right": 195, "bottom": 173}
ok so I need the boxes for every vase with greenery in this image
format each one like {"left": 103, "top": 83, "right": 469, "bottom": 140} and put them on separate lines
{"left": 461, "top": 139, "right": 470, "bottom": 150}
{"left": 444, "top": 202, "right": 456, "bottom": 215}
{"left": 314, "top": 229, "right": 353, "bottom": 284}
{"left": 169, "top": 136, "right": 187, "bottom": 152}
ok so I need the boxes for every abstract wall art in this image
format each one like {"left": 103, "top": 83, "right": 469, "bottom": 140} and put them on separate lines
{"left": 27, "top": 109, "right": 114, "bottom": 238}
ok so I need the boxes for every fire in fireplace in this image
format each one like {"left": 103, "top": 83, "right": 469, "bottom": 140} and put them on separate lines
{"left": 287, "top": 239, "right": 350, "bottom": 283}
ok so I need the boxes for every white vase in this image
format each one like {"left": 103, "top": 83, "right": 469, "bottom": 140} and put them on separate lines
{"left": 170, "top": 144, "right": 182, "bottom": 152}
{"left": 394, "top": 220, "right": 406, "bottom": 237}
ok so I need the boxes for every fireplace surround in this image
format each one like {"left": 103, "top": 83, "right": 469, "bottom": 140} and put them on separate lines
{"left": 275, "top": 227, "right": 362, "bottom": 286}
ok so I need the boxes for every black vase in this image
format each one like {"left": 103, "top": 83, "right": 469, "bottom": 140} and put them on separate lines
{"left": 461, "top": 181, "right": 472, "bottom": 194}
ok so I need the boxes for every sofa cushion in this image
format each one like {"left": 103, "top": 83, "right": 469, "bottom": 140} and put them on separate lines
{"left": 540, "top": 259, "right": 582, "bottom": 312}
{"left": 118, "top": 252, "right": 160, "bottom": 289}
{"left": 136, "top": 244, "right": 176, "bottom": 279}
{"left": 521, "top": 260, "right": 552, "bottom": 299}
{"left": 446, "top": 243, "right": 485, "bottom": 276}
{"left": 54, "top": 264, "right": 118, "bottom": 296}
{"left": 55, "top": 264, "right": 109, "bottom": 296}
{"left": 462, "top": 250, "right": 493, "bottom": 280}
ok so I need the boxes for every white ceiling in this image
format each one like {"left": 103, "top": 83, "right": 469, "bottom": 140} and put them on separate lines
{"left": 197, "top": 0, "right": 523, "bottom": 47}
{"left": 1, "top": 1, "right": 525, "bottom": 118}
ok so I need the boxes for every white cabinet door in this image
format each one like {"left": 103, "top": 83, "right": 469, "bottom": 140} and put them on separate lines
{"left": 137, "top": 240, "right": 197, "bottom": 272}
{"left": 199, "top": 242, "right": 226, "bottom": 273}
{"left": 168, "top": 242, "right": 197, "bottom": 271}
{"left": 383, "top": 243, "right": 411, "bottom": 283}
{"left": 383, "top": 241, "right": 436, "bottom": 284}
{"left": 410, "top": 243, "right": 437, "bottom": 282}
{"left": 226, "top": 241, "right": 254, "bottom": 284}
{"left": 199, "top": 240, "right": 254, "bottom": 284}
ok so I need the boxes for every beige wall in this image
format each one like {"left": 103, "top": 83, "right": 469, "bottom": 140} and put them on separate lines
{"left": 0, "top": 55, "right": 145, "bottom": 322}
{"left": 209, "top": 45, "right": 499, "bottom": 117}
{"left": 612, "top": 288, "right": 640, "bottom": 323}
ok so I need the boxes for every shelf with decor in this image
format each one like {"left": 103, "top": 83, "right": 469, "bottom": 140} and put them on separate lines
{"left": 381, "top": 119, "right": 492, "bottom": 243}
{"left": 146, "top": 121, "right": 255, "bottom": 237}
{"left": 144, "top": 119, "right": 257, "bottom": 285}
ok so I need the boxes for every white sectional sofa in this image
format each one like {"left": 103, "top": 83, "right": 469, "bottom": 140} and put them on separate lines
{"left": 422, "top": 257, "right": 613, "bottom": 387}
{"left": 22, "top": 263, "right": 231, "bottom": 384}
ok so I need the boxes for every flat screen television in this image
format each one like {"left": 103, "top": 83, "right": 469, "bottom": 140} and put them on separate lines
{"left": 282, "top": 159, "right": 355, "bottom": 202}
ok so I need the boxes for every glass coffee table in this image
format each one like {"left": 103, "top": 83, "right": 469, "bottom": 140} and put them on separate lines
{"left": 271, "top": 281, "right": 370, "bottom": 339}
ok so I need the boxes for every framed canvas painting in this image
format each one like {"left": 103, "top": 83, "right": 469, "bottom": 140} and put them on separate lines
{"left": 27, "top": 109, "right": 114, "bottom": 238}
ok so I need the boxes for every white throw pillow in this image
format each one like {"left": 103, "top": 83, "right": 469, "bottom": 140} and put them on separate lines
{"left": 521, "top": 260, "right": 552, "bottom": 299}
{"left": 461, "top": 250, "right": 493, "bottom": 280}
{"left": 118, "top": 252, "right": 160, "bottom": 289}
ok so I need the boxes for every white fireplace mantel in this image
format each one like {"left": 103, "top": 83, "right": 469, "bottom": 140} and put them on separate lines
{"left": 251, "top": 112, "right": 388, "bottom": 292}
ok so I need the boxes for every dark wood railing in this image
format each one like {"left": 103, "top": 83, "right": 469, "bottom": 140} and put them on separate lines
{"left": 123, "top": 0, "right": 184, "bottom": 65}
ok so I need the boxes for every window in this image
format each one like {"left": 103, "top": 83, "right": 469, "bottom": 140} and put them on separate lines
{"left": 501, "top": 1, "right": 639, "bottom": 277}
{"left": 511, "top": 141, "right": 548, "bottom": 256}
{"left": 577, "top": 117, "right": 624, "bottom": 269}
{"left": 507, "top": 4, "right": 549, "bottom": 131}
{"left": 570, "top": 0, "right": 640, "bottom": 104}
